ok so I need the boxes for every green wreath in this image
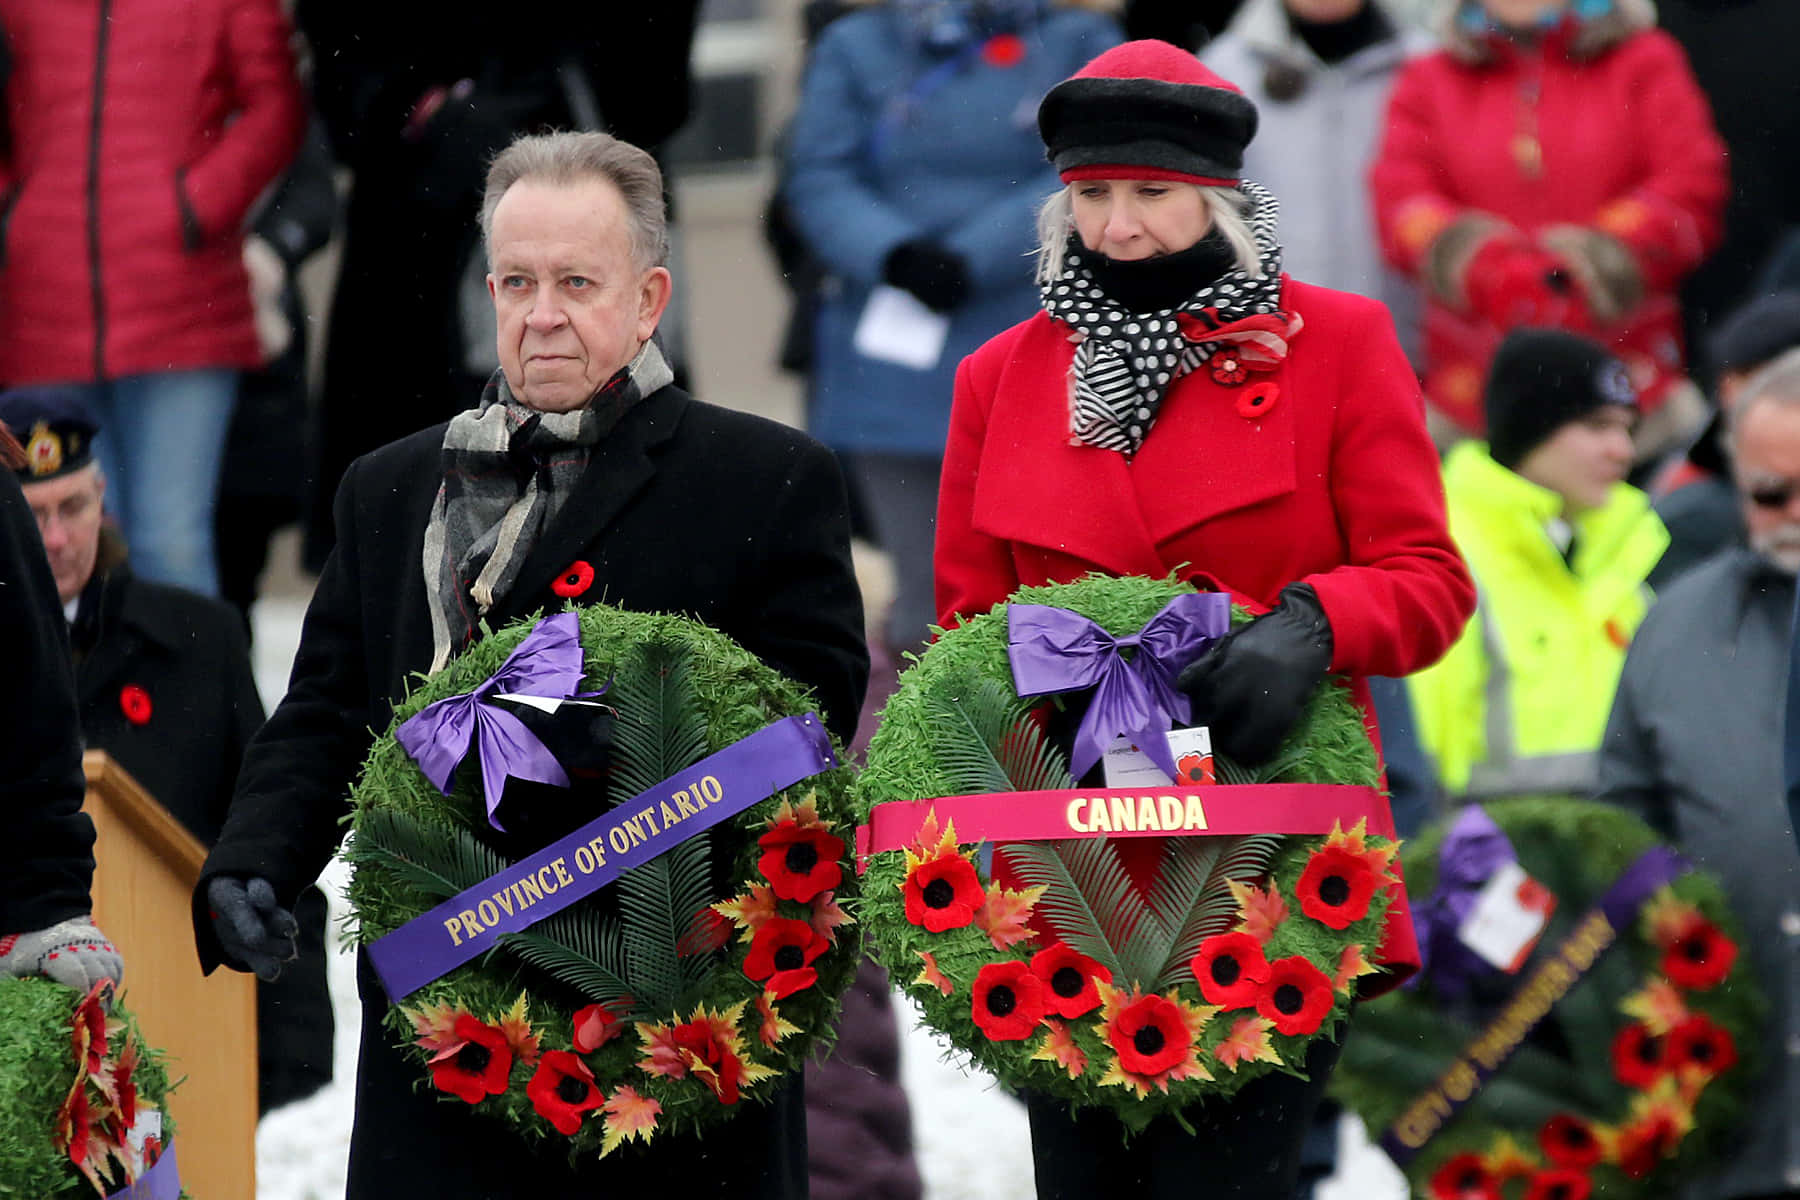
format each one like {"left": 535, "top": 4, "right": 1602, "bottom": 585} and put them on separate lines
{"left": 1332, "top": 797, "right": 1761, "bottom": 1199}
{"left": 0, "top": 977, "right": 179, "bottom": 1197}
{"left": 855, "top": 574, "right": 1395, "bottom": 1131}
{"left": 343, "top": 603, "right": 859, "bottom": 1159}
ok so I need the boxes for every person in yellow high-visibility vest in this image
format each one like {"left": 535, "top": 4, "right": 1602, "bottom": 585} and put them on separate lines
{"left": 1410, "top": 328, "right": 1669, "bottom": 802}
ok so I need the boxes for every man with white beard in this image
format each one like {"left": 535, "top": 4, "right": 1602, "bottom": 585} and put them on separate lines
{"left": 1597, "top": 345, "right": 1800, "bottom": 1200}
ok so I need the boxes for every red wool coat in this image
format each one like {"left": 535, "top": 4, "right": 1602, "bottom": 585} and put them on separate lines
{"left": 0, "top": 0, "right": 305, "bottom": 384}
{"left": 1370, "top": 22, "right": 1726, "bottom": 430}
{"left": 935, "top": 280, "right": 1476, "bottom": 986}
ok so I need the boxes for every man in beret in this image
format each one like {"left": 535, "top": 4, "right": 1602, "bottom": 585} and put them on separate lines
{"left": 0, "top": 387, "right": 334, "bottom": 1113}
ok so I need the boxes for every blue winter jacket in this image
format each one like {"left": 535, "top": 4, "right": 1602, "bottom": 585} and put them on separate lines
{"left": 783, "top": 4, "right": 1120, "bottom": 456}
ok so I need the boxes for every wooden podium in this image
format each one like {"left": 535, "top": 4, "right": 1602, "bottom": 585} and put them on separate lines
{"left": 83, "top": 751, "right": 257, "bottom": 1200}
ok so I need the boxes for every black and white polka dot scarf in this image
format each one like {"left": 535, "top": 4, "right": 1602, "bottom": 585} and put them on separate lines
{"left": 1041, "top": 180, "right": 1299, "bottom": 455}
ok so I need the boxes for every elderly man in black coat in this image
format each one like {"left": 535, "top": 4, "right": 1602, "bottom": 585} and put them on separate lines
{"left": 194, "top": 130, "right": 869, "bottom": 1198}
{"left": 0, "top": 388, "right": 334, "bottom": 1112}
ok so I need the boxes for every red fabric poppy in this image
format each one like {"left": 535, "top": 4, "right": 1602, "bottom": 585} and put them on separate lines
{"left": 1210, "top": 353, "right": 1249, "bottom": 385}
{"left": 1615, "top": 1112, "right": 1682, "bottom": 1180}
{"left": 429, "top": 1014, "right": 514, "bottom": 1104}
{"left": 1107, "top": 992, "right": 1192, "bottom": 1076}
{"left": 526, "top": 1050, "right": 603, "bottom": 1136}
{"left": 743, "top": 917, "right": 830, "bottom": 999}
{"left": 1428, "top": 1152, "right": 1501, "bottom": 1200}
{"left": 1667, "top": 1013, "right": 1737, "bottom": 1077}
{"left": 981, "top": 33, "right": 1025, "bottom": 67}
{"left": 1661, "top": 918, "right": 1736, "bottom": 990}
{"left": 1174, "top": 751, "right": 1213, "bottom": 785}
{"left": 1522, "top": 1169, "right": 1592, "bottom": 1200}
{"left": 119, "top": 684, "right": 152, "bottom": 725}
{"left": 551, "top": 560, "right": 595, "bottom": 598}
{"left": 1235, "top": 382, "right": 1280, "bottom": 420}
{"left": 1256, "top": 955, "right": 1334, "bottom": 1036}
{"left": 1538, "top": 1114, "right": 1602, "bottom": 1169}
{"left": 756, "top": 823, "right": 845, "bottom": 902}
{"left": 1296, "top": 845, "right": 1378, "bottom": 929}
{"left": 671, "top": 1018, "right": 744, "bottom": 1104}
{"left": 1611, "top": 1023, "right": 1669, "bottom": 1088}
{"left": 571, "top": 1002, "right": 626, "bottom": 1053}
{"left": 904, "top": 854, "right": 986, "bottom": 932}
{"left": 971, "top": 960, "right": 1048, "bottom": 1041}
{"left": 1190, "top": 931, "right": 1270, "bottom": 1008}
{"left": 1029, "top": 944, "right": 1112, "bottom": 1019}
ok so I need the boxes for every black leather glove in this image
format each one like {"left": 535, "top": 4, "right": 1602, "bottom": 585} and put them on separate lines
{"left": 1175, "top": 583, "right": 1335, "bottom": 765}
{"left": 882, "top": 239, "right": 971, "bottom": 312}
{"left": 207, "top": 876, "right": 299, "bottom": 982}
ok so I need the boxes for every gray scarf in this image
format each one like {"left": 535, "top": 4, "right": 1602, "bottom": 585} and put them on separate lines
{"left": 422, "top": 339, "right": 673, "bottom": 672}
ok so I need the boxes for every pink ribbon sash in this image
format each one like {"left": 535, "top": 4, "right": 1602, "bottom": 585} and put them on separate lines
{"left": 855, "top": 783, "right": 1392, "bottom": 871}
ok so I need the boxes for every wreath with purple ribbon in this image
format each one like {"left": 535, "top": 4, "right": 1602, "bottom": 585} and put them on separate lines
{"left": 342, "top": 604, "right": 859, "bottom": 1160}
{"left": 1333, "top": 798, "right": 1760, "bottom": 1200}
{"left": 854, "top": 573, "right": 1396, "bottom": 1129}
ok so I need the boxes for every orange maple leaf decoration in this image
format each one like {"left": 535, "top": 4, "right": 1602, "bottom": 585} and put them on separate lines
{"left": 636, "top": 1001, "right": 780, "bottom": 1101}
{"left": 903, "top": 811, "right": 969, "bottom": 870}
{"left": 756, "top": 990, "right": 801, "bottom": 1049}
{"left": 1480, "top": 1133, "right": 1540, "bottom": 1181}
{"left": 1323, "top": 818, "right": 1398, "bottom": 880}
{"left": 599, "top": 1085, "right": 662, "bottom": 1157}
{"left": 808, "top": 891, "right": 856, "bottom": 947}
{"left": 1031, "top": 1019, "right": 1088, "bottom": 1079}
{"left": 1213, "top": 1015, "right": 1282, "bottom": 1073}
{"left": 1333, "top": 944, "right": 1379, "bottom": 996}
{"left": 975, "top": 884, "right": 1046, "bottom": 951}
{"left": 1227, "top": 879, "right": 1290, "bottom": 944}
{"left": 407, "top": 1001, "right": 468, "bottom": 1061}
{"left": 494, "top": 992, "right": 541, "bottom": 1071}
{"left": 1620, "top": 978, "right": 1691, "bottom": 1037}
{"left": 713, "top": 884, "right": 782, "bottom": 943}
{"left": 913, "top": 951, "right": 954, "bottom": 997}
{"left": 767, "top": 790, "right": 833, "bottom": 833}
{"left": 1642, "top": 888, "right": 1704, "bottom": 950}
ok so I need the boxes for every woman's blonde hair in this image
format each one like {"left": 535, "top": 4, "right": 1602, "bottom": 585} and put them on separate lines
{"left": 1033, "top": 184, "right": 1262, "bottom": 286}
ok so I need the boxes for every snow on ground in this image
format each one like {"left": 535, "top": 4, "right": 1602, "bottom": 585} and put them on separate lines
{"left": 245, "top": 596, "right": 1408, "bottom": 1200}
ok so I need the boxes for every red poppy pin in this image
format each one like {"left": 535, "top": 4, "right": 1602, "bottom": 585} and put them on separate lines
{"left": 1236, "top": 382, "right": 1280, "bottom": 420}
{"left": 119, "top": 685, "right": 152, "bottom": 726}
{"left": 981, "top": 33, "right": 1025, "bottom": 68}
{"left": 552, "top": 560, "right": 595, "bottom": 599}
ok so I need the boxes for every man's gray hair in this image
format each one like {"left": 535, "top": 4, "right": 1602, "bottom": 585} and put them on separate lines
{"left": 1728, "top": 346, "right": 1800, "bottom": 454}
{"left": 481, "top": 131, "right": 669, "bottom": 270}
{"left": 1034, "top": 184, "right": 1262, "bottom": 285}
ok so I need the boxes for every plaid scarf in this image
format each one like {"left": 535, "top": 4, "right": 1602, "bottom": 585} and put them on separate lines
{"left": 422, "top": 339, "right": 673, "bottom": 673}
{"left": 1041, "top": 179, "right": 1302, "bottom": 455}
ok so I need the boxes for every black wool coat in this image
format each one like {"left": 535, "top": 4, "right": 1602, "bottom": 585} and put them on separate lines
{"left": 0, "top": 468, "right": 93, "bottom": 933}
{"left": 196, "top": 384, "right": 869, "bottom": 1197}
{"left": 74, "top": 566, "right": 334, "bottom": 1112}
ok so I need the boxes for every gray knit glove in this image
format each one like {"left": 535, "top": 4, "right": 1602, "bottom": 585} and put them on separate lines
{"left": 0, "top": 916, "right": 124, "bottom": 990}
{"left": 206, "top": 876, "right": 298, "bottom": 982}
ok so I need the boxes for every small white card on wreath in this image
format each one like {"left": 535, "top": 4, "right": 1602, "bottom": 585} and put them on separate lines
{"left": 1101, "top": 727, "right": 1217, "bottom": 788}
{"left": 1457, "top": 860, "right": 1557, "bottom": 972}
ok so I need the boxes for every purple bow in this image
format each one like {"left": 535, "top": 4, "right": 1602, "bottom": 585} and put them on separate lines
{"left": 1408, "top": 804, "right": 1517, "bottom": 999}
{"left": 396, "top": 612, "right": 589, "bottom": 830}
{"left": 1007, "top": 593, "right": 1231, "bottom": 781}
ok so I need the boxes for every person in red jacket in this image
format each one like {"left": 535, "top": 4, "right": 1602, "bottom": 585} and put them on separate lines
{"left": 1370, "top": 0, "right": 1726, "bottom": 463}
{"left": 0, "top": 0, "right": 305, "bottom": 597}
{"left": 934, "top": 39, "right": 1475, "bottom": 1199}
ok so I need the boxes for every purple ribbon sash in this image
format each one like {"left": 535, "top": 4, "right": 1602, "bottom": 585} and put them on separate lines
{"left": 396, "top": 612, "right": 590, "bottom": 831}
{"left": 368, "top": 712, "right": 837, "bottom": 1002}
{"left": 107, "top": 1142, "right": 179, "bottom": 1200}
{"left": 1007, "top": 593, "right": 1231, "bottom": 781}
{"left": 1379, "top": 843, "right": 1689, "bottom": 1165}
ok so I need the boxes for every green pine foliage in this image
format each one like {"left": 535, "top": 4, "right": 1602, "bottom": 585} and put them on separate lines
{"left": 1332, "top": 797, "right": 1764, "bottom": 1197}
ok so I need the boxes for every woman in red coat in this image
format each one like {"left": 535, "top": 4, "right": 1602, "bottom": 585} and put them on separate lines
{"left": 0, "top": 0, "right": 304, "bottom": 596}
{"left": 1370, "top": 0, "right": 1726, "bottom": 461}
{"left": 934, "top": 39, "right": 1474, "bottom": 1197}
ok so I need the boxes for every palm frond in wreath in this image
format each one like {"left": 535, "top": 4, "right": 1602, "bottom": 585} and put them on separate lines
{"left": 997, "top": 837, "right": 1148, "bottom": 983}
{"left": 495, "top": 907, "right": 636, "bottom": 1014}
{"left": 1144, "top": 834, "right": 1284, "bottom": 989}
{"left": 350, "top": 807, "right": 512, "bottom": 904}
